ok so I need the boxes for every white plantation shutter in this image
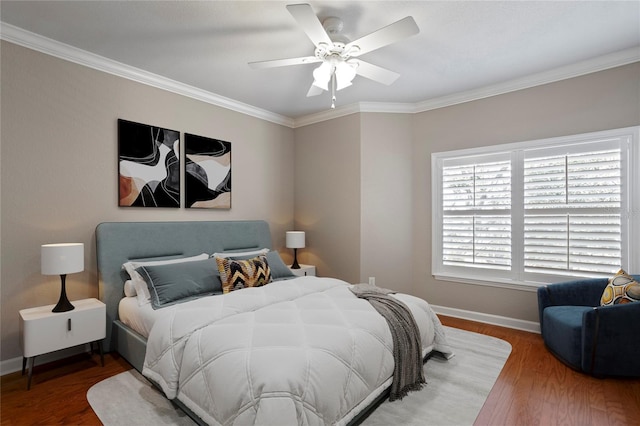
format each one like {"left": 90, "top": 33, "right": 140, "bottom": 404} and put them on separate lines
{"left": 442, "top": 160, "right": 511, "bottom": 270}
{"left": 442, "top": 162, "right": 511, "bottom": 210}
{"left": 432, "top": 127, "right": 638, "bottom": 288}
{"left": 523, "top": 214, "right": 621, "bottom": 274}
{"left": 523, "top": 150, "right": 621, "bottom": 209}
{"left": 523, "top": 149, "right": 621, "bottom": 275}
{"left": 442, "top": 215, "right": 512, "bottom": 269}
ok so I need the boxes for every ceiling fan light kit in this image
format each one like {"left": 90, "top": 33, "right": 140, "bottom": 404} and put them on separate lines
{"left": 249, "top": 3, "right": 419, "bottom": 110}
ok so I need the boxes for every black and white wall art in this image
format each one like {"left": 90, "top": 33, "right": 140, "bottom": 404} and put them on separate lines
{"left": 184, "top": 133, "right": 232, "bottom": 209}
{"left": 118, "top": 119, "right": 180, "bottom": 208}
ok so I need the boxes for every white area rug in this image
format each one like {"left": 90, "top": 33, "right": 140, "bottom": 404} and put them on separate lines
{"left": 87, "top": 326, "right": 511, "bottom": 426}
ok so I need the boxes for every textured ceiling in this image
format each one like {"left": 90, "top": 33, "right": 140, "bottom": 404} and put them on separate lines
{"left": 1, "top": 1, "right": 639, "bottom": 120}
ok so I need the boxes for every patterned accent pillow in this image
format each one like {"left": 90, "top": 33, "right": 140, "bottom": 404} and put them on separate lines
{"left": 215, "top": 255, "right": 272, "bottom": 294}
{"left": 600, "top": 269, "right": 640, "bottom": 306}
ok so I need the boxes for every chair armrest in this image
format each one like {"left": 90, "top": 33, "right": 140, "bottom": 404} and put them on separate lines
{"left": 540, "top": 278, "right": 608, "bottom": 307}
{"left": 537, "top": 286, "right": 551, "bottom": 327}
{"left": 582, "top": 302, "right": 640, "bottom": 376}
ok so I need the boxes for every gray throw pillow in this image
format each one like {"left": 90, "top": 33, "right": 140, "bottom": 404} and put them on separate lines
{"left": 136, "top": 257, "right": 222, "bottom": 309}
{"left": 265, "top": 251, "right": 296, "bottom": 280}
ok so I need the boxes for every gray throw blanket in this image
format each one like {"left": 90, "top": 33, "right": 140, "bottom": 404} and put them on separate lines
{"left": 350, "top": 284, "right": 425, "bottom": 401}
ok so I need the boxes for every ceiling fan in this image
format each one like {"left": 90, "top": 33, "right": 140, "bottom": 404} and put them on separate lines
{"left": 249, "top": 3, "right": 420, "bottom": 109}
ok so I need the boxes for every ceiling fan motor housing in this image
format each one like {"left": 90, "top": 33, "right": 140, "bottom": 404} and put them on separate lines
{"left": 322, "top": 16, "right": 344, "bottom": 35}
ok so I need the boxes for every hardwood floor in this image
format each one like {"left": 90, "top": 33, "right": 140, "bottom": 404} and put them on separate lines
{"left": 1, "top": 353, "right": 130, "bottom": 425}
{"left": 440, "top": 316, "right": 640, "bottom": 426}
{"left": 1, "top": 317, "right": 639, "bottom": 425}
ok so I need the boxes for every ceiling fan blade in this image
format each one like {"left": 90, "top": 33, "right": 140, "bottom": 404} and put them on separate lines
{"left": 306, "top": 84, "right": 324, "bottom": 97}
{"left": 249, "top": 56, "right": 321, "bottom": 69}
{"left": 354, "top": 60, "right": 400, "bottom": 85}
{"left": 286, "top": 3, "right": 333, "bottom": 48}
{"left": 346, "top": 16, "right": 419, "bottom": 57}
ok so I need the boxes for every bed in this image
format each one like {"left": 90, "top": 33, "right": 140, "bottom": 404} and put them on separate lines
{"left": 96, "top": 220, "right": 452, "bottom": 425}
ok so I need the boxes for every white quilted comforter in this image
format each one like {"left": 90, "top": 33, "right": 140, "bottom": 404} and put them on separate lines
{"left": 143, "top": 277, "right": 451, "bottom": 426}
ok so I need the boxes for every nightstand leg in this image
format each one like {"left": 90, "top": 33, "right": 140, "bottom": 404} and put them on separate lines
{"left": 26, "top": 357, "right": 35, "bottom": 390}
{"left": 22, "top": 357, "right": 26, "bottom": 375}
{"left": 97, "top": 340, "right": 104, "bottom": 367}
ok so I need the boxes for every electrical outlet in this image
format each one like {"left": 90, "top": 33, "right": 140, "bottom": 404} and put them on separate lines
{"left": 368, "top": 277, "right": 375, "bottom": 286}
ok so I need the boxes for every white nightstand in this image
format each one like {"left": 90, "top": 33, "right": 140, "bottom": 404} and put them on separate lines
{"left": 289, "top": 264, "right": 316, "bottom": 277}
{"left": 19, "top": 298, "right": 106, "bottom": 389}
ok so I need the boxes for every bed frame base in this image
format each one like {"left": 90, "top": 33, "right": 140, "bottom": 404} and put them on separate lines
{"left": 113, "top": 320, "right": 146, "bottom": 372}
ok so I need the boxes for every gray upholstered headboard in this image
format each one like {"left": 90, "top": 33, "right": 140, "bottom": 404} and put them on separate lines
{"left": 95, "top": 220, "right": 273, "bottom": 351}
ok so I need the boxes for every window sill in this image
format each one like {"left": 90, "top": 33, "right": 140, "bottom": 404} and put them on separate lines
{"left": 433, "top": 274, "right": 541, "bottom": 292}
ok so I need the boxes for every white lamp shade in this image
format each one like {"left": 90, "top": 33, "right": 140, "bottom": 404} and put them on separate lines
{"left": 312, "top": 62, "right": 331, "bottom": 91}
{"left": 335, "top": 61, "right": 357, "bottom": 91}
{"left": 286, "top": 231, "right": 306, "bottom": 249}
{"left": 41, "top": 243, "right": 84, "bottom": 275}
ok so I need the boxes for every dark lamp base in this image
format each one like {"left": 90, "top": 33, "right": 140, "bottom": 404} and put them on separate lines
{"left": 52, "top": 274, "right": 75, "bottom": 313}
{"left": 290, "top": 248, "right": 301, "bottom": 269}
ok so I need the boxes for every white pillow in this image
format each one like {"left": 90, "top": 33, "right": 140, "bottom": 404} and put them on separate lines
{"left": 133, "top": 279, "right": 151, "bottom": 306}
{"left": 123, "top": 280, "right": 136, "bottom": 297}
{"left": 212, "top": 248, "right": 269, "bottom": 259}
{"left": 122, "top": 253, "right": 210, "bottom": 306}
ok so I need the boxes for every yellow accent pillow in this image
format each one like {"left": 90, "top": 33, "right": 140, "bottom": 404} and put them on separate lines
{"left": 215, "top": 255, "right": 272, "bottom": 294}
{"left": 600, "top": 269, "right": 640, "bottom": 306}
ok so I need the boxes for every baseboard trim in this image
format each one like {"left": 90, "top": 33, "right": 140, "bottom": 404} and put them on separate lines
{"left": 1, "top": 345, "right": 90, "bottom": 376}
{"left": 432, "top": 304, "right": 541, "bottom": 334}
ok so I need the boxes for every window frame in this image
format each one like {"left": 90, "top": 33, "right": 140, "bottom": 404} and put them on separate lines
{"left": 431, "top": 126, "right": 640, "bottom": 291}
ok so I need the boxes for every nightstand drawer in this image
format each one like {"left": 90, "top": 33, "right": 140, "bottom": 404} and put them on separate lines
{"left": 289, "top": 264, "right": 316, "bottom": 277}
{"left": 20, "top": 298, "right": 106, "bottom": 358}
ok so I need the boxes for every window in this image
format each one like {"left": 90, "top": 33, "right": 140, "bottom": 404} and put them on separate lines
{"left": 432, "top": 127, "right": 639, "bottom": 290}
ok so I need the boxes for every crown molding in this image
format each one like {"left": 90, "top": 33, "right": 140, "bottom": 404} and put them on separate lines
{"left": 2, "top": 22, "right": 638, "bottom": 129}
{"left": 292, "top": 103, "right": 361, "bottom": 128}
{"left": 359, "top": 101, "right": 417, "bottom": 114}
{"left": 292, "top": 101, "right": 416, "bottom": 127}
{"left": 412, "top": 46, "right": 640, "bottom": 113}
{"left": 0, "top": 22, "right": 295, "bottom": 128}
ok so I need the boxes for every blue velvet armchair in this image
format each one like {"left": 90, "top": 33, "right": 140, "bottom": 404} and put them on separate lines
{"left": 537, "top": 275, "right": 640, "bottom": 377}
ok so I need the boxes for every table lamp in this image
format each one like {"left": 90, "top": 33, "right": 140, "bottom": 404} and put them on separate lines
{"left": 286, "top": 231, "right": 305, "bottom": 269}
{"left": 41, "top": 243, "right": 84, "bottom": 312}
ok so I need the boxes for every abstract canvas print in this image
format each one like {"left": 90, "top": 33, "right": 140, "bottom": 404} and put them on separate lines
{"left": 118, "top": 119, "right": 180, "bottom": 208}
{"left": 185, "top": 133, "right": 231, "bottom": 208}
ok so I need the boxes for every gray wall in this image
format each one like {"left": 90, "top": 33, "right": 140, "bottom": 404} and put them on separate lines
{"left": 360, "top": 113, "right": 414, "bottom": 294}
{"left": 1, "top": 41, "right": 295, "bottom": 361}
{"left": 293, "top": 115, "right": 361, "bottom": 282}
{"left": 293, "top": 112, "right": 414, "bottom": 293}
